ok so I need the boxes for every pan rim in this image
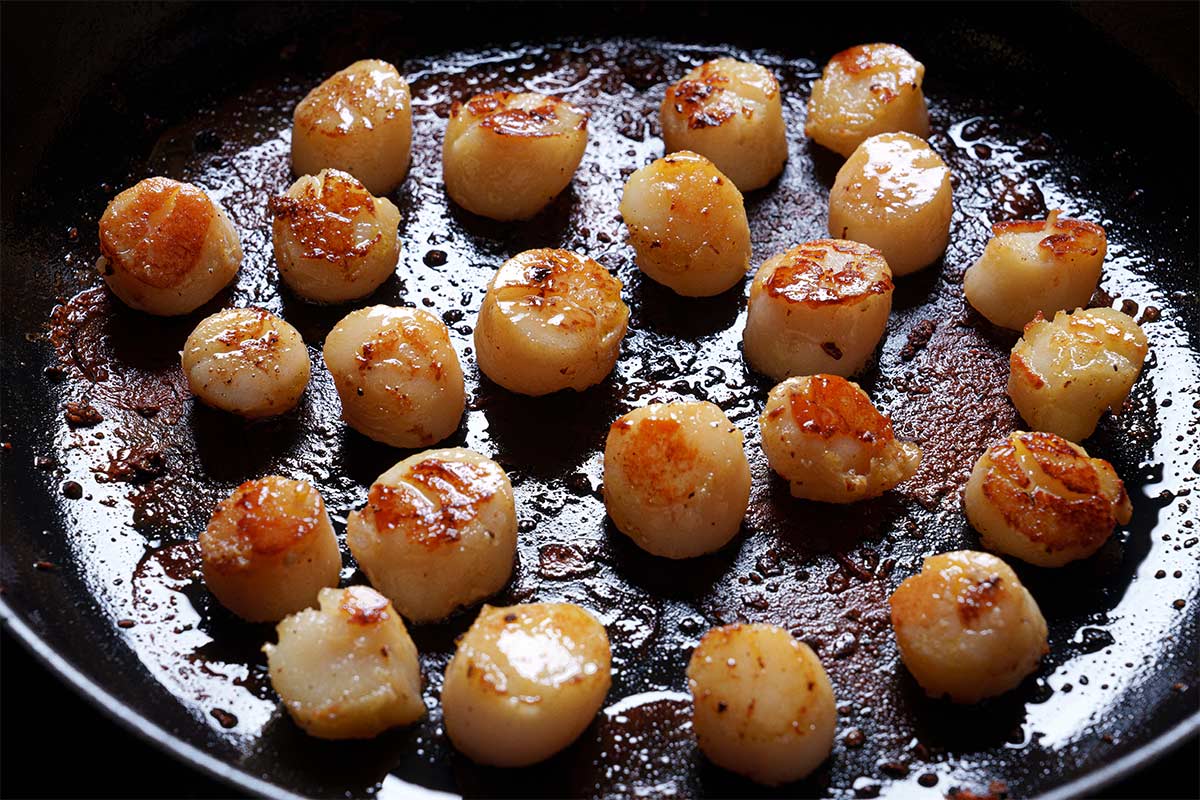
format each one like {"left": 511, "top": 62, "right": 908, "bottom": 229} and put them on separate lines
{"left": 3, "top": 594, "right": 1197, "bottom": 799}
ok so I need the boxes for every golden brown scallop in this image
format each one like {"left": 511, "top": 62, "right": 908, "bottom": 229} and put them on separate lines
{"left": 443, "top": 91, "right": 588, "bottom": 221}
{"left": 743, "top": 239, "right": 894, "bottom": 380}
{"left": 890, "top": 550, "right": 1048, "bottom": 703}
{"left": 964, "top": 431, "right": 1132, "bottom": 567}
{"left": 346, "top": 448, "right": 517, "bottom": 623}
{"left": 1008, "top": 307, "right": 1148, "bottom": 441}
{"left": 97, "top": 177, "right": 242, "bottom": 316}
{"left": 759, "top": 374, "right": 920, "bottom": 502}
{"left": 660, "top": 58, "right": 788, "bottom": 191}
{"left": 805, "top": 43, "right": 931, "bottom": 157}
{"left": 200, "top": 476, "right": 341, "bottom": 622}
{"left": 269, "top": 169, "right": 401, "bottom": 303}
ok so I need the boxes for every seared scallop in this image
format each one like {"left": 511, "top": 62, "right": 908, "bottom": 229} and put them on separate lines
{"left": 443, "top": 91, "right": 588, "bottom": 221}
{"left": 200, "top": 476, "right": 341, "bottom": 622}
{"left": 97, "top": 177, "right": 242, "bottom": 316}
{"left": 661, "top": 58, "right": 788, "bottom": 191}
{"left": 964, "top": 431, "right": 1132, "bottom": 567}
{"left": 687, "top": 623, "right": 836, "bottom": 786}
{"left": 889, "top": 550, "right": 1048, "bottom": 703}
{"left": 805, "top": 43, "right": 931, "bottom": 157}
{"left": 475, "top": 249, "right": 629, "bottom": 395}
{"left": 264, "top": 586, "right": 424, "bottom": 739}
{"left": 828, "top": 132, "right": 952, "bottom": 276}
{"left": 346, "top": 448, "right": 517, "bottom": 623}
{"left": 441, "top": 602, "right": 611, "bottom": 767}
{"left": 743, "top": 239, "right": 893, "bottom": 380}
{"left": 963, "top": 210, "right": 1107, "bottom": 331}
{"left": 292, "top": 59, "right": 413, "bottom": 196}
{"left": 603, "top": 401, "right": 750, "bottom": 559}
{"left": 323, "top": 305, "right": 466, "bottom": 448}
{"left": 759, "top": 375, "right": 920, "bottom": 503}
{"left": 182, "top": 307, "right": 311, "bottom": 418}
{"left": 269, "top": 169, "right": 401, "bottom": 303}
{"left": 619, "top": 150, "right": 752, "bottom": 297}
{"left": 1009, "top": 308, "right": 1148, "bottom": 442}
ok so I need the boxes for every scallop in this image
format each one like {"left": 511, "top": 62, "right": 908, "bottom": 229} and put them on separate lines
{"left": 743, "top": 239, "right": 893, "bottom": 380}
{"left": 475, "top": 249, "right": 629, "bottom": 395}
{"left": 323, "top": 305, "right": 466, "bottom": 448}
{"left": 759, "top": 374, "right": 920, "bottom": 503}
{"left": 1009, "top": 308, "right": 1148, "bottom": 442}
{"left": 442, "top": 602, "right": 611, "bottom": 766}
{"left": 264, "top": 586, "right": 425, "bottom": 739}
{"left": 291, "top": 59, "right": 413, "bottom": 196}
{"left": 805, "top": 43, "right": 931, "bottom": 157}
{"left": 619, "top": 150, "right": 752, "bottom": 297}
{"left": 346, "top": 448, "right": 517, "bottom": 623}
{"left": 200, "top": 476, "right": 341, "bottom": 622}
{"left": 181, "top": 307, "right": 311, "bottom": 418}
{"left": 827, "top": 132, "right": 952, "bottom": 276}
{"left": 603, "top": 401, "right": 750, "bottom": 559}
{"left": 963, "top": 210, "right": 1107, "bottom": 330}
{"left": 268, "top": 169, "right": 401, "bottom": 303}
{"left": 96, "top": 177, "right": 242, "bottom": 316}
{"left": 964, "top": 431, "right": 1132, "bottom": 567}
{"left": 687, "top": 623, "right": 836, "bottom": 786}
{"left": 660, "top": 58, "right": 788, "bottom": 191}
{"left": 442, "top": 91, "right": 588, "bottom": 221}
{"left": 889, "top": 550, "right": 1048, "bottom": 703}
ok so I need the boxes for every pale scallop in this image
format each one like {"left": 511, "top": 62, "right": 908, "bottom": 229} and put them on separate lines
{"left": 346, "top": 448, "right": 517, "bottom": 623}
{"left": 1009, "top": 308, "right": 1148, "bottom": 442}
{"left": 441, "top": 602, "right": 612, "bottom": 767}
{"left": 619, "top": 150, "right": 751, "bottom": 296}
{"left": 660, "top": 58, "right": 788, "bottom": 191}
{"left": 97, "top": 177, "right": 242, "bottom": 316}
{"left": 759, "top": 375, "right": 920, "bottom": 503}
{"left": 200, "top": 476, "right": 341, "bottom": 622}
{"left": 889, "top": 550, "right": 1048, "bottom": 703}
{"left": 269, "top": 169, "right": 401, "bottom": 303}
{"left": 686, "top": 623, "right": 836, "bottom": 786}
{"left": 828, "top": 132, "right": 952, "bottom": 276}
{"left": 743, "top": 239, "right": 893, "bottom": 380}
{"left": 965, "top": 431, "right": 1132, "bottom": 567}
{"left": 603, "top": 401, "right": 750, "bottom": 559}
{"left": 475, "top": 249, "right": 629, "bottom": 395}
{"left": 323, "top": 305, "right": 466, "bottom": 448}
{"left": 963, "top": 210, "right": 1107, "bottom": 330}
{"left": 292, "top": 59, "right": 413, "bottom": 196}
{"left": 181, "top": 307, "right": 311, "bottom": 418}
{"left": 264, "top": 586, "right": 424, "bottom": 739}
{"left": 443, "top": 91, "right": 588, "bottom": 221}
{"left": 805, "top": 43, "right": 931, "bottom": 157}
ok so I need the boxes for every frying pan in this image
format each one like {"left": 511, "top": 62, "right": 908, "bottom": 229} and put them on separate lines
{"left": 2, "top": 3, "right": 1197, "bottom": 798}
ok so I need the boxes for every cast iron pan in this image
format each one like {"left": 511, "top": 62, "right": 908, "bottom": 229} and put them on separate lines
{"left": 2, "top": 3, "right": 1197, "bottom": 798}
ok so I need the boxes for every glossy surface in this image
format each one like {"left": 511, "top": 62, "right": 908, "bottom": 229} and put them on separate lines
{"left": 1, "top": 10, "right": 1197, "bottom": 799}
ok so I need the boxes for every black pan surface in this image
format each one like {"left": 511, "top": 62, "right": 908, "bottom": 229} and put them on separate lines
{"left": 2, "top": 4, "right": 1197, "bottom": 798}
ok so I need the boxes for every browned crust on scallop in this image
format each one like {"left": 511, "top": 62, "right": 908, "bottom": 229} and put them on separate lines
{"left": 355, "top": 314, "right": 447, "bottom": 379}
{"left": 992, "top": 215, "right": 1106, "bottom": 259}
{"left": 825, "top": 44, "right": 920, "bottom": 103}
{"left": 762, "top": 240, "right": 892, "bottom": 305}
{"left": 456, "top": 91, "right": 588, "bottom": 138}
{"left": 666, "top": 63, "right": 736, "bottom": 129}
{"left": 611, "top": 416, "right": 699, "bottom": 505}
{"left": 1009, "top": 349, "right": 1044, "bottom": 390}
{"left": 340, "top": 585, "right": 392, "bottom": 625}
{"left": 785, "top": 375, "right": 895, "bottom": 447}
{"left": 465, "top": 605, "right": 606, "bottom": 696}
{"left": 980, "top": 432, "right": 1124, "bottom": 553}
{"left": 955, "top": 575, "right": 1005, "bottom": 625}
{"left": 202, "top": 477, "right": 322, "bottom": 568}
{"left": 295, "top": 62, "right": 407, "bottom": 136}
{"left": 99, "top": 178, "right": 215, "bottom": 289}
{"left": 492, "top": 249, "right": 619, "bottom": 329}
{"left": 366, "top": 457, "right": 504, "bottom": 548}
{"left": 206, "top": 308, "right": 286, "bottom": 371}
{"left": 269, "top": 172, "right": 382, "bottom": 270}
